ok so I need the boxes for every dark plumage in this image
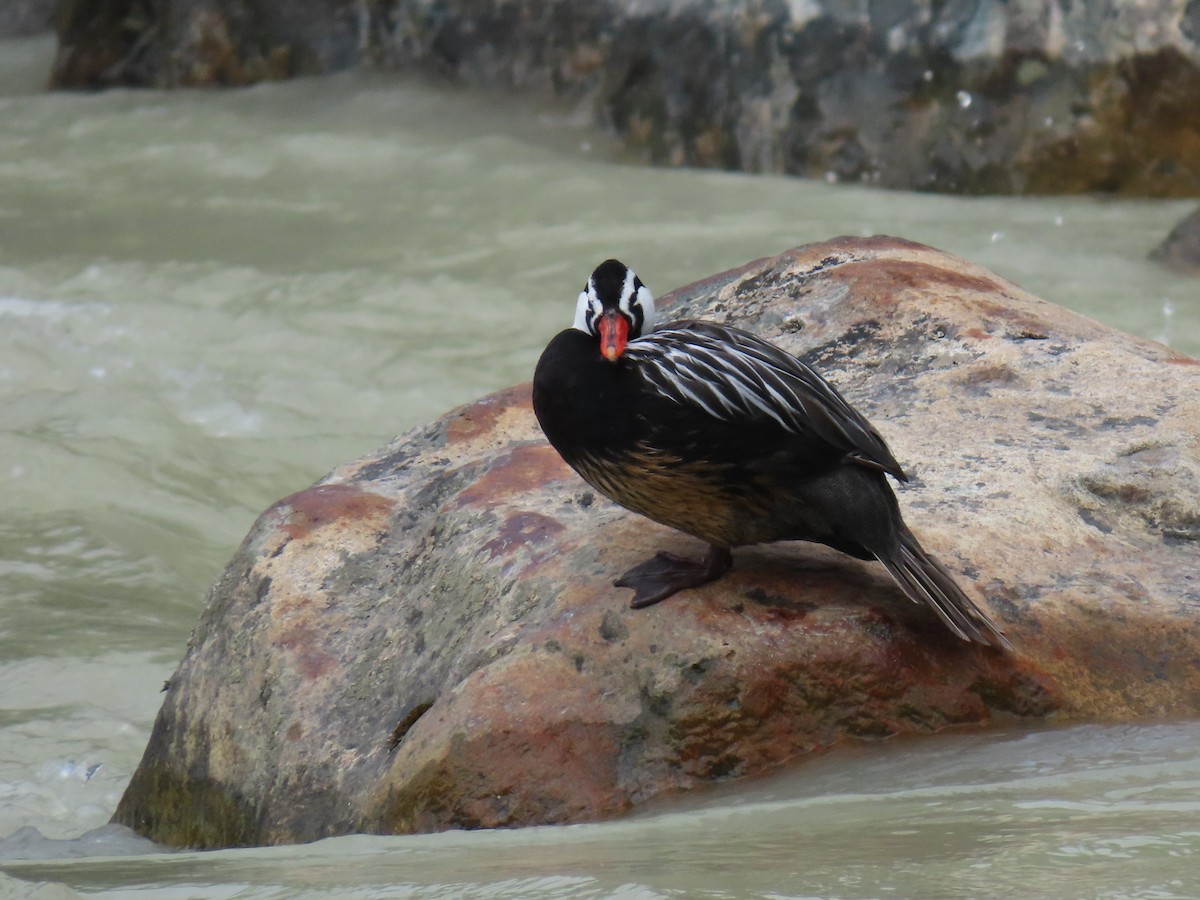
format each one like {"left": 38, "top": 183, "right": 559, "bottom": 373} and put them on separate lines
{"left": 532, "top": 259, "right": 1011, "bottom": 650}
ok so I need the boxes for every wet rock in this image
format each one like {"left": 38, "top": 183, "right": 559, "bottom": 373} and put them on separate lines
{"left": 1151, "top": 205, "right": 1200, "bottom": 273}
{"left": 114, "top": 238, "right": 1200, "bottom": 848}
{"left": 49, "top": 0, "right": 1200, "bottom": 195}
{"left": 49, "top": 0, "right": 356, "bottom": 87}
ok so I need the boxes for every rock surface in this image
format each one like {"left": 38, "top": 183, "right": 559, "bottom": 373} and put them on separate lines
{"left": 50, "top": 0, "right": 1200, "bottom": 195}
{"left": 114, "top": 237, "right": 1200, "bottom": 848}
{"left": 1151, "top": 204, "right": 1200, "bottom": 273}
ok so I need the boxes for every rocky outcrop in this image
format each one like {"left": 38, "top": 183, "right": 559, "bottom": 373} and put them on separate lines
{"left": 112, "top": 238, "right": 1200, "bottom": 849}
{"left": 49, "top": 0, "right": 356, "bottom": 87}
{"left": 50, "top": 0, "right": 1200, "bottom": 195}
{"left": 1152, "top": 204, "right": 1200, "bottom": 273}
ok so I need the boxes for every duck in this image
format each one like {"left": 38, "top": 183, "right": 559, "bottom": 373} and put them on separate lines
{"left": 532, "top": 259, "right": 1011, "bottom": 650}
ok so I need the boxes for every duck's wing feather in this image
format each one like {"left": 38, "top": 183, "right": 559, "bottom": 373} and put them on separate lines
{"left": 627, "top": 320, "right": 906, "bottom": 480}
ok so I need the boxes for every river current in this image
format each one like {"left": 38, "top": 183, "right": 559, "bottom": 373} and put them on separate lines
{"left": 1, "top": 34, "right": 1198, "bottom": 898}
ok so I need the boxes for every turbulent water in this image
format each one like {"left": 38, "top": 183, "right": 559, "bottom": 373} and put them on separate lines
{"left": 1, "top": 33, "right": 1198, "bottom": 899}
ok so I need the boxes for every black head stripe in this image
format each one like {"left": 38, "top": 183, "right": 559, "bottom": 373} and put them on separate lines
{"left": 629, "top": 304, "right": 644, "bottom": 337}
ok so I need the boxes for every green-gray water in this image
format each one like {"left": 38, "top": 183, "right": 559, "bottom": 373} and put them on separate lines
{"left": 2, "top": 33, "right": 1199, "bottom": 898}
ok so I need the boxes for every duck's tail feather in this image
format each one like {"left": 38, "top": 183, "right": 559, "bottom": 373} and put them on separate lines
{"left": 877, "top": 528, "right": 1012, "bottom": 651}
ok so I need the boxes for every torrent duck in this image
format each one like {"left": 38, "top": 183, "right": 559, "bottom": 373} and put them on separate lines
{"left": 532, "top": 259, "right": 1010, "bottom": 649}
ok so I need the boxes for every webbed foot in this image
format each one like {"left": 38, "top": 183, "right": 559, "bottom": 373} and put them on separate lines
{"left": 615, "top": 545, "right": 733, "bottom": 609}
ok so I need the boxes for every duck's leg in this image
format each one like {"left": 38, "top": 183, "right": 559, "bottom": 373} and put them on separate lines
{"left": 616, "top": 544, "right": 733, "bottom": 609}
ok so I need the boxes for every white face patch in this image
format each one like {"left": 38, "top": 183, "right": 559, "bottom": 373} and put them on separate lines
{"left": 572, "top": 282, "right": 604, "bottom": 334}
{"left": 613, "top": 268, "right": 657, "bottom": 337}
{"left": 630, "top": 283, "right": 656, "bottom": 334}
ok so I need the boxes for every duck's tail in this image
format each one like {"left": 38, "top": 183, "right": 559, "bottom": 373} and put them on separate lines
{"left": 877, "top": 527, "right": 1012, "bottom": 651}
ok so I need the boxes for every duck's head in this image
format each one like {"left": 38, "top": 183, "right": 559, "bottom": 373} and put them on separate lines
{"left": 573, "top": 259, "right": 656, "bottom": 362}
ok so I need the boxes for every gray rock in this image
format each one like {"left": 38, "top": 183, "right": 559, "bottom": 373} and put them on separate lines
{"left": 50, "top": 0, "right": 360, "bottom": 87}
{"left": 1151, "top": 204, "right": 1200, "bottom": 273}
{"left": 113, "top": 238, "right": 1200, "bottom": 848}
{"left": 49, "top": 0, "right": 1200, "bottom": 195}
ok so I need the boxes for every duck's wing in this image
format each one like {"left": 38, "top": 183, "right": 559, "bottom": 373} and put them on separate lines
{"left": 626, "top": 320, "right": 907, "bottom": 480}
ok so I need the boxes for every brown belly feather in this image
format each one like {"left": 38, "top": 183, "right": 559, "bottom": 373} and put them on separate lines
{"left": 569, "top": 444, "right": 777, "bottom": 548}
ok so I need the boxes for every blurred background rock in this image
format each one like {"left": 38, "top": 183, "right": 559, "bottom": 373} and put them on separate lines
{"left": 46, "top": 0, "right": 1200, "bottom": 199}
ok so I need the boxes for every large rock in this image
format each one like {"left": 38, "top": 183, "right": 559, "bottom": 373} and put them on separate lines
{"left": 113, "top": 237, "right": 1200, "bottom": 848}
{"left": 49, "top": 0, "right": 1200, "bottom": 195}
{"left": 49, "top": 0, "right": 359, "bottom": 87}
{"left": 1151, "top": 204, "right": 1200, "bottom": 273}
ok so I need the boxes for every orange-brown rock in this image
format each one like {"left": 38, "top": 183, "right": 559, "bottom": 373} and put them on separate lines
{"left": 113, "top": 237, "right": 1200, "bottom": 848}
